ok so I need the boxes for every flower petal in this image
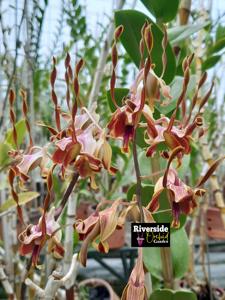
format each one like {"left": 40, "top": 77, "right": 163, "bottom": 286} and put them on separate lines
{"left": 17, "top": 147, "right": 44, "bottom": 178}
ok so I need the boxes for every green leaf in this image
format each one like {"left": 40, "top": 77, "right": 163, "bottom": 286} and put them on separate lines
{"left": 114, "top": 10, "right": 176, "bottom": 83}
{"left": 127, "top": 184, "right": 154, "bottom": 206}
{"left": 143, "top": 227, "right": 189, "bottom": 279}
{"left": 150, "top": 289, "right": 174, "bottom": 300}
{"left": 140, "top": 0, "right": 179, "bottom": 23}
{"left": 0, "top": 192, "right": 39, "bottom": 212}
{"left": 189, "top": 142, "right": 200, "bottom": 185}
{"left": 216, "top": 24, "right": 225, "bottom": 41}
{"left": 0, "top": 143, "right": 11, "bottom": 168}
{"left": 73, "top": 229, "right": 79, "bottom": 247}
{"left": 150, "top": 289, "right": 197, "bottom": 300}
{"left": 5, "top": 119, "right": 27, "bottom": 148}
{"left": 168, "top": 22, "right": 210, "bottom": 45}
{"left": 144, "top": 246, "right": 162, "bottom": 280}
{"left": 202, "top": 55, "right": 221, "bottom": 70}
{"left": 153, "top": 210, "right": 186, "bottom": 231}
{"left": 208, "top": 37, "right": 225, "bottom": 54}
{"left": 171, "top": 228, "right": 189, "bottom": 277}
{"left": 174, "top": 291, "right": 197, "bottom": 300}
{"left": 136, "top": 126, "right": 148, "bottom": 148}
{"left": 106, "top": 88, "right": 129, "bottom": 112}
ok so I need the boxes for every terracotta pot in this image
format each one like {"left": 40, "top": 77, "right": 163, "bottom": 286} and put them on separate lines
{"left": 206, "top": 207, "right": 225, "bottom": 239}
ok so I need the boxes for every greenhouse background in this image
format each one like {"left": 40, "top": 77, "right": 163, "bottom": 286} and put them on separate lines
{"left": 0, "top": 0, "right": 225, "bottom": 299}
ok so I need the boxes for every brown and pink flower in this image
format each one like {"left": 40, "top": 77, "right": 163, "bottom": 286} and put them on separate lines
{"left": 107, "top": 67, "right": 171, "bottom": 153}
{"left": 18, "top": 207, "right": 64, "bottom": 265}
{"left": 147, "top": 167, "right": 205, "bottom": 228}
{"left": 144, "top": 115, "right": 200, "bottom": 158}
{"left": 75, "top": 199, "right": 123, "bottom": 266}
{"left": 121, "top": 248, "right": 148, "bottom": 300}
{"left": 52, "top": 114, "right": 117, "bottom": 188}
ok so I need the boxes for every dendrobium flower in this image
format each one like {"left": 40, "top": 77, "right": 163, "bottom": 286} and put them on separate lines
{"left": 107, "top": 68, "right": 171, "bottom": 153}
{"left": 147, "top": 168, "right": 205, "bottom": 228}
{"left": 52, "top": 110, "right": 117, "bottom": 188}
{"left": 38, "top": 55, "right": 117, "bottom": 188}
{"left": 107, "top": 101, "right": 140, "bottom": 153}
{"left": 107, "top": 23, "right": 171, "bottom": 153}
{"left": 75, "top": 198, "right": 155, "bottom": 266}
{"left": 18, "top": 207, "right": 64, "bottom": 265}
{"left": 9, "top": 146, "right": 49, "bottom": 182}
{"left": 131, "top": 68, "right": 172, "bottom": 110}
{"left": 144, "top": 56, "right": 213, "bottom": 160}
{"left": 75, "top": 199, "right": 125, "bottom": 266}
{"left": 121, "top": 248, "right": 148, "bottom": 300}
{"left": 7, "top": 89, "right": 51, "bottom": 183}
{"left": 144, "top": 115, "right": 200, "bottom": 158}
{"left": 146, "top": 146, "right": 225, "bottom": 228}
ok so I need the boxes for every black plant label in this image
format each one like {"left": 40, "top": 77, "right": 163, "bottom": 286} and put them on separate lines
{"left": 131, "top": 223, "right": 170, "bottom": 247}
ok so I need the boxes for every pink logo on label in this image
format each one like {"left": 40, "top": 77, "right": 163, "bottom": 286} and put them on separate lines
{"left": 137, "top": 233, "right": 145, "bottom": 246}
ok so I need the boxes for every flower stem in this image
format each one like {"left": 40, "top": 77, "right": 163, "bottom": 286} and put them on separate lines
{"left": 160, "top": 248, "right": 174, "bottom": 288}
{"left": 150, "top": 155, "right": 174, "bottom": 289}
{"left": 55, "top": 172, "right": 79, "bottom": 220}
{"left": 132, "top": 130, "right": 145, "bottom": 223}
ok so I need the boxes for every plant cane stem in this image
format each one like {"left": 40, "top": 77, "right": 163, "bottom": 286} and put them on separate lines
{"left": 132, "top": 130, "right": 144, "bottom": 223}
{"left": 160, "top": 248, "right": 174, "bottom": 289}
{"left": 55, "top": 172, "right": 79, "bottom": 220}
{"left": 151, "top": 155, "right": 174, "bottom": 289}
{"left": 133, "top": 130, "right": 152, "bottom": 296}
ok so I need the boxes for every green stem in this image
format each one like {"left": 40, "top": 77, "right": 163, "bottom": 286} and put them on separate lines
{"left": 150, "top": 155, "right": 174, "bottom": 289}
{"left": 160, "top": 248, "right": 174, "bottom": 289}
{"left": 133, "top": 130, "right": 153, "bottom": 297}
{"left": 133, "top": 130, "right": 144, "bottom": 223}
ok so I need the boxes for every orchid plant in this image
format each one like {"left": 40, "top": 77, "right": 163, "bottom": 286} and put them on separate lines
{"left": 4, "top": 6, "right": 225, "bottom": 300}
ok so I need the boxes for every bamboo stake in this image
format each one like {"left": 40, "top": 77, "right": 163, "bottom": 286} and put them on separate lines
{"left": 179, "top": 0, "right": 192, "bottom": 25}
{"left": 190, "top": 1, "right": 225, "bottom": 294}
{"left": 194, "top": 3, "right": 225, "bottom": 211}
